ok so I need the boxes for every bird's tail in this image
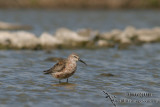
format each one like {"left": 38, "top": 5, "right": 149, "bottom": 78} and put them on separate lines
{"left": 43, "top": 69, "right": 51, "bottom": 74}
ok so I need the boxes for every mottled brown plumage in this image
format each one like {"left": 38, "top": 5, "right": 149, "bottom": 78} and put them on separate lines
{"left": 43, "top": 53, "right": 87, "bottom": 83}
{"left": 44, "top": 59, "right": 66, "bottom": 74}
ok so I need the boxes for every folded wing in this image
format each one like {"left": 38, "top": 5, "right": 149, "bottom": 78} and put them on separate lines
{"left": 43, "top": 59, "right": 66, "bottom": 74}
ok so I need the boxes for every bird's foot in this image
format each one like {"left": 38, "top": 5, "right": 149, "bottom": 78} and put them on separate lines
{"left": 66, "top": 78, "right": 69, "bottom": 83}
{"left": 59, "top": 80, "right": 61, "bottom": 83}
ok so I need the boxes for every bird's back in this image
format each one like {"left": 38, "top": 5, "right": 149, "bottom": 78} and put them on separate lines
{"left": 43, "top": 59, "right": 67, "bottom": 74}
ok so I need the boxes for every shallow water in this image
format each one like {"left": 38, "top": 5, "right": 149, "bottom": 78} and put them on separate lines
{"left": 0, "top": 9, "right": 160, "bottom": 107}
{"left": 0, "top": 44, "right": 160, "bottom": 107}
{"left": 0, "top": 9, "right": 160, "bottom": 35}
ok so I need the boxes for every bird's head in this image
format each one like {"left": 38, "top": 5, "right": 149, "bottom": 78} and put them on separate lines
{"left": 68, "top": 53, "right": 87, "bottom": 65}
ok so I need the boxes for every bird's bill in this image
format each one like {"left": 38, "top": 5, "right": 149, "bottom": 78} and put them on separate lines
{"left": 79, "top": 59, "right": 87, "bottom": 65}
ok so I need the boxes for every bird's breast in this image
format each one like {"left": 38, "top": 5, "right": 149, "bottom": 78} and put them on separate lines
{"left": 52, "top": 61, "right": 77, "bottom": 79}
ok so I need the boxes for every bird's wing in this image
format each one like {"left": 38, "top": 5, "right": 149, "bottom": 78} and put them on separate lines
{"left": 43, "top": 59, "right": 66, "bottom": 74}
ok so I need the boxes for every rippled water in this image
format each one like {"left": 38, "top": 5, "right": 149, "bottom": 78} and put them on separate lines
{"left": 0, "top": 9, "right": 160, "bottom": 107}
{"left": 0, "top": 9, "right": 160, "bottom": 35}
{"left": 0, "top": 44, "right": 160, "bottom": 107}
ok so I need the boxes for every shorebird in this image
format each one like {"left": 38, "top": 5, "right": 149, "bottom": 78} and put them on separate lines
{"left": 43, "top": 53, "right": 87, "bottom": 83}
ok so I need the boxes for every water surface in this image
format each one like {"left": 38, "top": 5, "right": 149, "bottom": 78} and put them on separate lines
{"left": 0, "top": 44, "right": 160, "bottom": 107}
{"left": 0, "top": 9, "right": 160, "bottom": 107}
{"left": 0, "top": 9, "right": 160, "bottom": 35}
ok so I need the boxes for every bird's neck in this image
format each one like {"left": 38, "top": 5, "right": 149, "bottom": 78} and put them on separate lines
{"left": 67, "top": 59, "right": 77, "bottom": 68}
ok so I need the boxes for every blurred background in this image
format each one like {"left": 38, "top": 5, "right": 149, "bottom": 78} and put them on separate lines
{"left": 0, "top": 0, "right": 160, "bottom": 35}
{"left": 0, "top": 0, "right": 160, "bottom": 9}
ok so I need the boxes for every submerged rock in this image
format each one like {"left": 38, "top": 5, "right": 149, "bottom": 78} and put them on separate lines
{"left": 99, "top": 73, "right": 115, "bottom": 77}
{"left": 0, "top": 21, "right": 32, "bottom": 30}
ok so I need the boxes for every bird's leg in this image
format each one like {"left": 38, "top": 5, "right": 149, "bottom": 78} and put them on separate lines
{"left": 66, "top": 78, "right": 69, "bottom": 83}
{"left": 59, "top": 80, "right": 61, "bottom": 83}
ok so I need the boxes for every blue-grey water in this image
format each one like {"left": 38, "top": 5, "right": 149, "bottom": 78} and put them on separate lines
{"left": 0, "top": 9, "right": 160, "bottom": 107}
{"left": 0, "top": 9, "right": 160, "bottom": 35}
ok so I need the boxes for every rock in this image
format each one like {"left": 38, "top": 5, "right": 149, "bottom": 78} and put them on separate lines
{"left": 97, "top": 40, "right": 109, "bottom": 47}
{"left": 77, "top": 28, "right": 99, "bottom": 41}
{"left": 138, "top": 34, "right": 159, "bottom": 43}
{"left": 115, "top": 26, "right": 136, "bottom": 44}
{"left": 0, "top": 26, "right": 160, "bottom": 49}
{"left": 152, "top": 27, "right": 160, "bottom": 33}
{"left": 0, "top": 31, "right": 39, "bottom": 49}
{"left": 100, "top": 29, "right": 122, "bottom": 40}
{"left": 136, "top": 28, "right": 160, "bottom": 43}
{"left": 39, "top": 32, "right": 62, "bottom": 47}
{"left": 55, "top": 28, "right": 89, "bottom": 42}
{"left": 0, "top": 21, "right": 32, "bottom": 30}
{"left": 54, "top": 28, "right": 90, "bottom": 47}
